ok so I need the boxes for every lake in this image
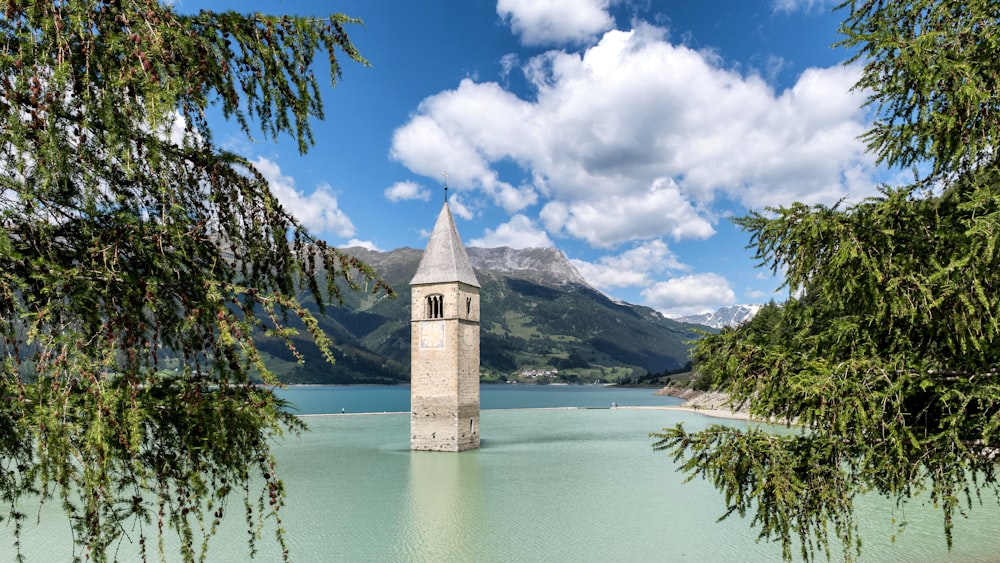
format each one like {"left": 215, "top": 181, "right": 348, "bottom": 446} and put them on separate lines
{"left": 5, "top": 385, "right": 1000, "bottom": 562}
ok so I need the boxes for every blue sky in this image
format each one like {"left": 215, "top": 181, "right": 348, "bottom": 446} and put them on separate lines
{"left": 177, "top": 0, "right": 886, "bottom": 317}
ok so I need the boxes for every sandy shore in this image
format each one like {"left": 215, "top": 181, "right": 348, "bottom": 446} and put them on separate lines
{"left": 643, "top": 387, "right": 802, "bottom": 425}
{"left": 643, "top": 387, "right": 755, "bottom": 421}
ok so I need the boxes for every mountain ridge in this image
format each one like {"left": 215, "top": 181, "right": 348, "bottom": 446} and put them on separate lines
{"left": 257, "top": 245, "right": 705, "bottom": 384}
{"left": 674, "top": 304, "right": 764, "bottom": 329}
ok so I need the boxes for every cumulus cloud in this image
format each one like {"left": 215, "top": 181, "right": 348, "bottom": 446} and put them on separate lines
{"left": 390, "top": 82, "right": 536, "bottom": 190}
{"left": 571, "top": 239, "right": 687, "bottom": 290}
{"left": 497, "top": 0, "right": 614, "bottom": 47}
{"left": 540, "top": 178, "right": 714, "bottom": 247}
{"left": 485, "top": 181, "right": 538, "bottom": 213}
{"left": 640, "top": 273, "right": 737, "bottom": 317}
{"left": 391, "top": 23, "right": 873, "bottom": 251}
{"left": 385, "top": 180, "right": 431, "bottom": 202}
{"left": 390, "top": 114, "right": 495, "bottom": 188}
{"left": 469, "top": 214, "right": 553, "bottom": 248}
{"left": 253, "top": 156, "right": 355, "bottom": 237}
{"left": 390, "top": 20, "right": 877, "bottom": 314}
{"left": 346, "top": 238, "right": 381, "bottom": 251}
{"left": 448, "top": 195, "right": 475, "bottom": 221}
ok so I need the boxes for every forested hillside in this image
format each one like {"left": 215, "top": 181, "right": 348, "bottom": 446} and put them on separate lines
{"left": 257, "top": 246, "right": 704, "bottom": 384}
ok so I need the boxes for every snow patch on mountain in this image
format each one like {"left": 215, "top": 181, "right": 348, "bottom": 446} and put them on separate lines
{"left": 674, "top": 304, "right": 764, "bottom": 329}
{"left": 466, "top": 247, "right": 589, "bottom": 287}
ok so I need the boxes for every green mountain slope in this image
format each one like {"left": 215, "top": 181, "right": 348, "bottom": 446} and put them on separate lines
{"left": 258, "top": 246, "right": 704, "bottom": 384}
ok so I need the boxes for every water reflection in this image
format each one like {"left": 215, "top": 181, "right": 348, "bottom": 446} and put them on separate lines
{"left": 399, "top": 450, "right": 484, "bottom": 561}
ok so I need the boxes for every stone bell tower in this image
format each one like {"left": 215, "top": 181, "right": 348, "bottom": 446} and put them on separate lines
{"left": 410, "top": 201, "right": 481, "bottom": 452}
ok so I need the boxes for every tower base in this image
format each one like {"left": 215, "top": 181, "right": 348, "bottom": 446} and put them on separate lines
{"left": 410, "top": 404, "right": 480, "bottom": 452}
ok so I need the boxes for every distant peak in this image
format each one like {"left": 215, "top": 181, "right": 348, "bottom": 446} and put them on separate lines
{"left": 465, "top": 246, "right": 588, "bottom": 288}
{"left": 673, "top": 304, "right": 764, "bottom": 329}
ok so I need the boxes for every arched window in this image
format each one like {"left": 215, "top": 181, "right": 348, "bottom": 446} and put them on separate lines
{"left": 425, "top": 294, "right": 444, "bottom": 319}
{"left": 466, "top": 296, "right": 472, "bottom": 316}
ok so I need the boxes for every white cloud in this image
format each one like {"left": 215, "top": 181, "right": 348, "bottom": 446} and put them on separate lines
{"left": 346, "top": 238, "right": 380, "bottom": 251}
{"left": 470, "top": 214, "right": 553, "bottom": 248}
{"left": 485, "top": 181, "right": 538, "bottom": 213}
{"left": 772, "top": 0, "right": 834, "bottom": 14}
{"left": 391, "top": 22, "right": 875, "bottom": 253}
{"left": 385, "top": 180, "right": 431, "bottom": 202}
{"left": 640, "top": 273, "right": 737, "bottom": 317}
{"left": 540, "top": 178, "right": 714, "bottom": 247}
{"left": 497, "top": 0, "right": 614, "bottom": 47}
{"left": 448, "top": 195, "right": 475, "bottom": 221}
{"left": 390, "top": 82, "right": 535, "bottom": 190}
{"left": 253, "top": 156, "right": 355, "bottom": 237}
{"left": 162, "top": 110, "right": 190, "bottom": 147}
{"left": 499, "top": 53, "right": 519, "bottom": 83}
{"left": 571, "top": 239, "right": 687, "bottom": 290}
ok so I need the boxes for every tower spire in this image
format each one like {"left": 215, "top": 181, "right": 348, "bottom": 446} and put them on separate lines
{"left": 409, "top": 190, "right": 481, "bottom": 452}
{"left": 410, "top": 201, "right": 479, "bottom": 288}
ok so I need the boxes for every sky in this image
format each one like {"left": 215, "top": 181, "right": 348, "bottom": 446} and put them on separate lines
{"left": 175, "top": 0, "right": 889, "bottom": 317}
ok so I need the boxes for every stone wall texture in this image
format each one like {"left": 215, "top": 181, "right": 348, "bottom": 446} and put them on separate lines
{"left": 411, "top": 281, "right": 480, "bottom": 451}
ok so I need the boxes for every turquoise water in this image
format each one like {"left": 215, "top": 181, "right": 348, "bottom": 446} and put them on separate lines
{"left": 5, "top": 386, "right": 1000, "bottom": 561}
{"left": 278, "top": 384, "right": 681, "bottom": 414}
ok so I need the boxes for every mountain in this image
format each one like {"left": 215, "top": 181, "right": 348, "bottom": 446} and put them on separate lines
{"left": 674, "top": 304, "right": 764, "bottom": 329}
{"left": 257, "top": 246, "right": 704, "bottom": 385}
{"left": 465, "top": 247, "right": 589, "bottom": 287}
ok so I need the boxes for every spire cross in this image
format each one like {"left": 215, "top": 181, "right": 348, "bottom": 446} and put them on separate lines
{"left": 443, "top": 171, "right": 449, "bottom": 202}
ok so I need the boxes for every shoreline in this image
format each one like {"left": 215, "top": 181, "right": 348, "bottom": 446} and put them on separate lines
{"left": 296, "top": 404, "right": 755, "bottom": 422}
{"left": 652, "top": 387, "right": 753, "bottom": 421}
{"left": 287, "top": 384, "right": 756, "bottom": 422}
{"left": 621, "top": 404, "right": 752, "bottom": 421}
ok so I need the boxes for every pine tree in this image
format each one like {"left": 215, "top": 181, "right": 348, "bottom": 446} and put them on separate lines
{"left": 0, "top": 1, "right": 388, "bottom": 561}
{"left": 653, "top": 1, "right": 1000, "bottom": 560}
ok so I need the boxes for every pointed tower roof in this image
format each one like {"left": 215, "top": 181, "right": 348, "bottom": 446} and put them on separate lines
{"left": 410, "top": 202, "right": 481, "bottom": 288}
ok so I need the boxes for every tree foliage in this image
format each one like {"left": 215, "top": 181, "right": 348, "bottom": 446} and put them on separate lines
{"left": 841, "top": 0, "right": 1000, "bottom": 181}
{"left": 0, "top": 1, "right": 389, "bottom": 561}
{"left": 653, "top": 1, "right": 1000, "bottom": 560}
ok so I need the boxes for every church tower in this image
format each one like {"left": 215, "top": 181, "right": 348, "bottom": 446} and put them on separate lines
{"left": 410, "top": 201, "right": 481, "bottom": 452}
